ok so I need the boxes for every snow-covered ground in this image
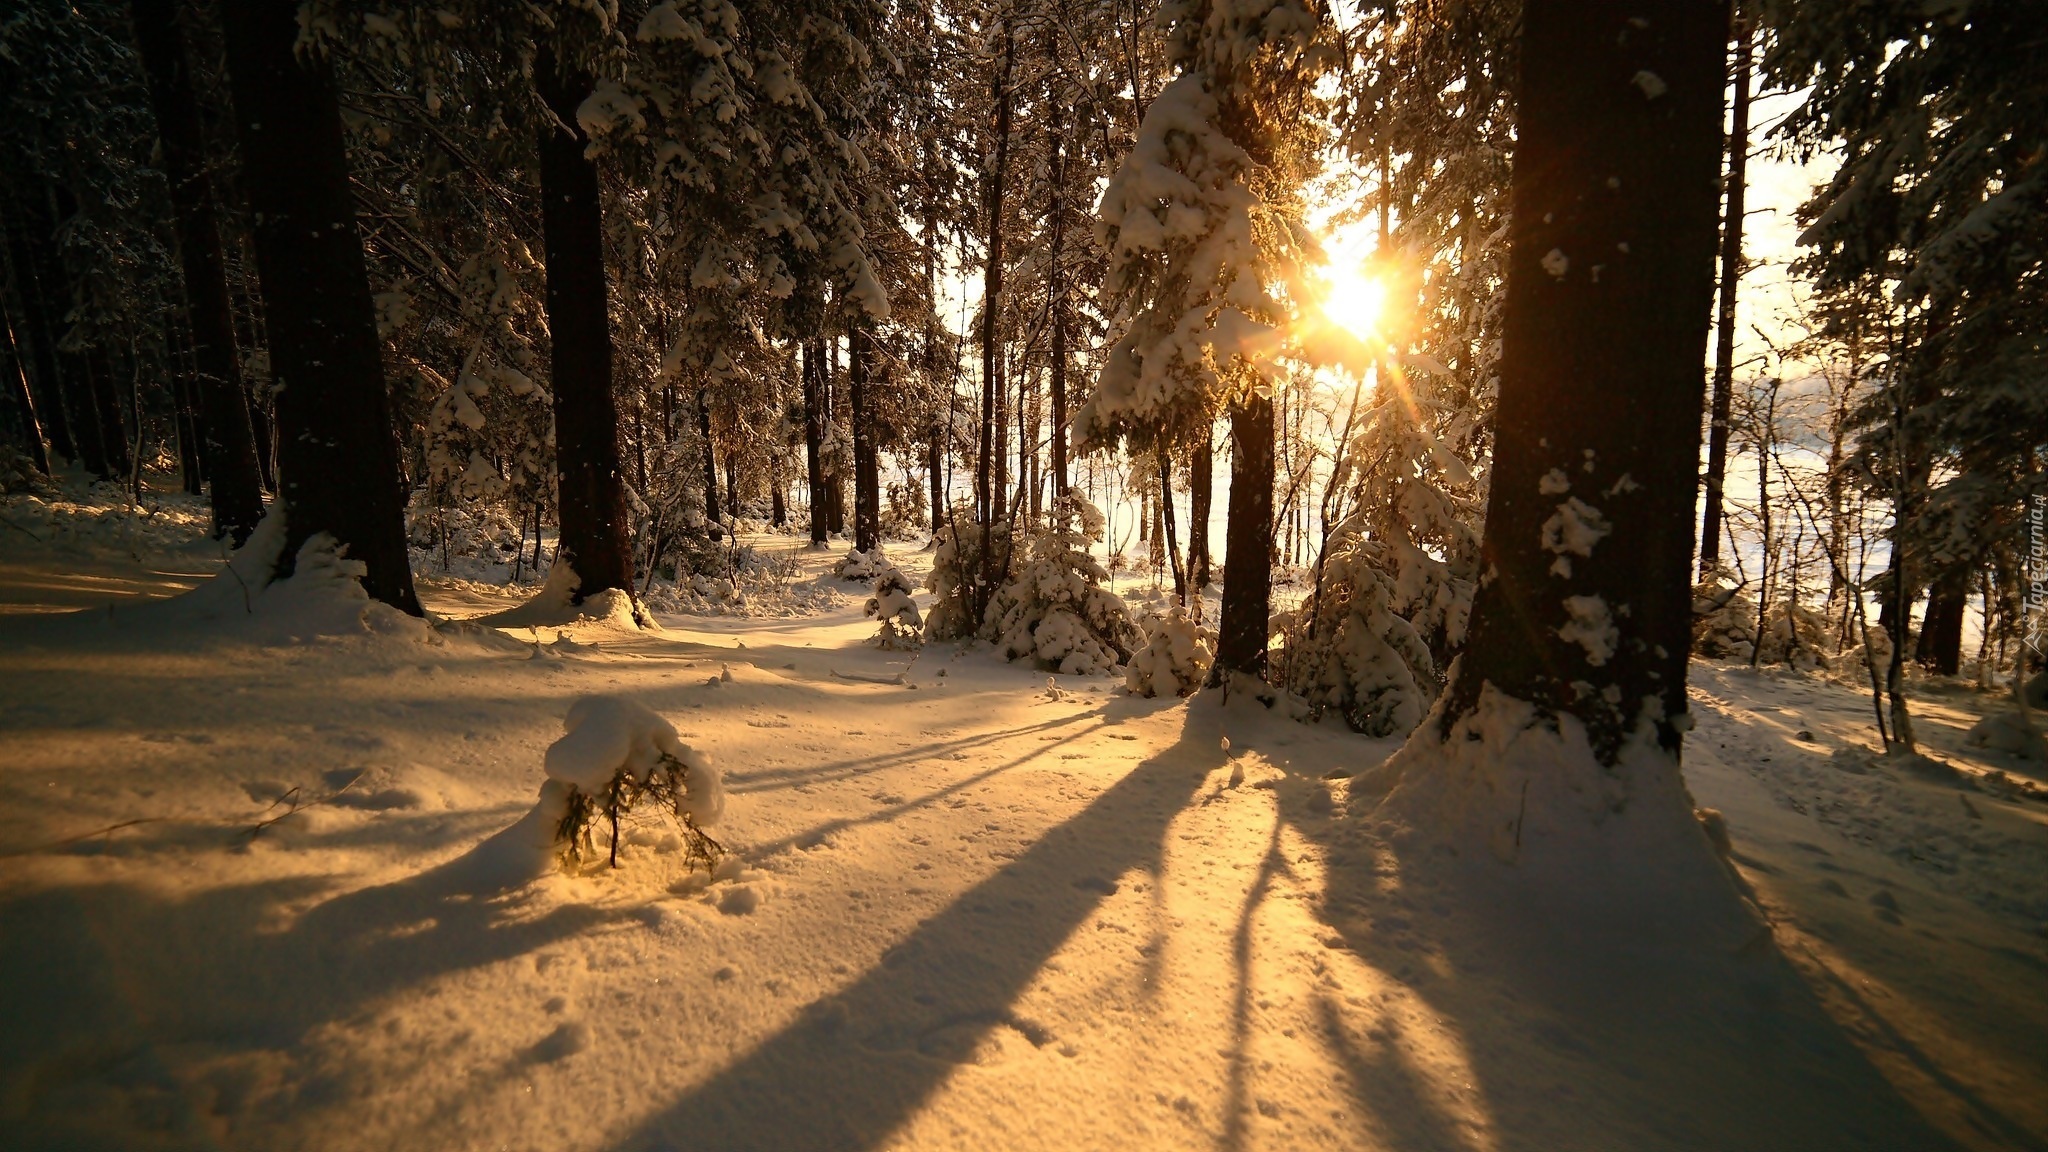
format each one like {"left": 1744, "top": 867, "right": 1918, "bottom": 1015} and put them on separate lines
{"left": 1, "top": 478, "right": 2044, "bottom": 1151}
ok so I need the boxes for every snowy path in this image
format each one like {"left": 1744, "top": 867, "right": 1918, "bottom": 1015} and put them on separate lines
{"left": 1, "top": 495, "right": 2044, "bottom": 1151}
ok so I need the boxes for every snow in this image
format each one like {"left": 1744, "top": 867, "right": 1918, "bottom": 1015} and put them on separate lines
{"left": 1556, "top": 594, "right": 1618, "bottom": 666}
{"left": 1, "top": 483, "right": 2044, "bottom": 1151}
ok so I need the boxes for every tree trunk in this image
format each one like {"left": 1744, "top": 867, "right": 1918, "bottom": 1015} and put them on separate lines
{"left": 1438, "top": 0, "right": 1730, "bottom": 760}
{"left": 533, "top": 48, "right": 634, "bottom": 603}
{"left": 851, "top": 322, "right": 880, "bottom": 552}
{"left": 1189, "top": 432, "right": 1213, "bottom": 588}
{"left": 927, "top": 428, "right": 946, "bottom": 532}
{"left": 87, "top": 350, "right": 131, "bottom": 481}
{"left": 697, "top": 386, "right": 721, "bottom": 531}
{"left": 131, "top": 0, "right": 265, "bottom": 543}
{"left": 2, "top": 307, "right": 48, "bottom": 473}
{"left": 770, "top": 459, "right": 786, "bottom": 527}
{"left": 825, "top": 335, "right": 846, "bottom": 536}
{"left": 975, "top": 7, "right": 1017, "bottom": 618}
{"left": 1916, "top": 569, "right": 1967, "bottom": 676}
{"left": 1212, "top": 394, "right": 1275, "bottom": 681}
{"left": 1, "top": 212, "right": 73, "bottom": 465}
{"left": 220, "top": 0, "right": 419, "bottom": 613}
{"left": 1697, "top": 9, "right": 1751, "bottom": 576}
{"left": 803, "top": 338, "right": 828, "bottom": 544}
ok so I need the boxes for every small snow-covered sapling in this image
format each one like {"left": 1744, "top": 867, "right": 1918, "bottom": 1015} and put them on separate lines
{"left": 544, "top": 695, "right": 726, "bottom": 871}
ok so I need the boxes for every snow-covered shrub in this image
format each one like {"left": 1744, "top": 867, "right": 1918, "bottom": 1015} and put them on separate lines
{"left": 923, "top": 506, "right": 1009, "bottom": 642}
{"left": 1, "top": 447, "right": 56, "bottom": 496}
{"left": 984, "top": 495, "right": 1140, "bottom": 675}
{"left": 542, "top": 695, "right": 724, "bottom": 870}
{"left": 1125, "top": 606, "right": 1214, "bottom": 697}
{"left": 1276, "top": 533, "right": 1437, "bottom": 737}
{"left": 882, "top": 479, "right": 928, "bottom": 541}
{"left": 1691, "top": 574, "right": 1833, "bottom": 670}
{"left": 865, "top": 564, "right": 923, "bottom": 649}
{"left": 833, "top": 546, "right": 892, "bottom": 582}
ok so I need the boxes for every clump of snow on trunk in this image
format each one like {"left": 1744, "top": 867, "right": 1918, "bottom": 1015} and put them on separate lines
{"left": 864, "top": 564, "right": 923, "bottom": 649}
{"left": 984, "top": 495, "right": 1139, "bottom": 675}
{"left": 1124, "top": 605, "right": 1214, "bottom": 697}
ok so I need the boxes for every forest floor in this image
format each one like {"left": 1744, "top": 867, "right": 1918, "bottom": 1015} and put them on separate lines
{"left": 2, "top": 475, "right": 2045, "bottom": 1152}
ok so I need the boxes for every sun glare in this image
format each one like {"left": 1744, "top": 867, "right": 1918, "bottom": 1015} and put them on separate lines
{"left": 1319, "top": 262, "right": 1387, "bottom": 341}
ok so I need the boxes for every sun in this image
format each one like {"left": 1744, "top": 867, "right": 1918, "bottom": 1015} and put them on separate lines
{"left": 1319, "top": 262, "right": 1387, "bottom": 341}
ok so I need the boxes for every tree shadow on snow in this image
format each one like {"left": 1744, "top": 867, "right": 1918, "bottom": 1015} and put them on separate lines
{"left": 601, "top": 701, "right": 1215, "bottom": 1152}
{"left": 1288, "top": 786, "right": 1991, "bottom": 1152}
{"left": 0, "top": 831, "right": 615, "bottom": 1146}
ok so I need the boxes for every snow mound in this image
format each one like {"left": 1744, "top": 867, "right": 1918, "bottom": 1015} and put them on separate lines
{"left": 1964, "top": 709, "right": 2046, "bottom": 762}
{"left": 1359, "top": 685, "right": 1760, "bottom": 945}
{"left": 1124, "top": 606, "right": 1213, "bottom": 697}
{"left": 545, "top": 695, "right": 724, "bottom": 825}
{"left": 832, "top": 546, "right": 892, "bottom": 582}
{"left": 60, "top": 504, "right": 428, "bottom": 646}
{"left": 474, "top": 559, "right": 648, "bottom": 631}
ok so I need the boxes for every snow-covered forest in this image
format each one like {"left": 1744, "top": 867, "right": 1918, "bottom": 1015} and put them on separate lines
{"left": 0, "top": 0, "right": 2043, "bottom": 1148}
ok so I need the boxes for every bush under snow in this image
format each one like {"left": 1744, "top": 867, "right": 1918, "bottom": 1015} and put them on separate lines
{"left": 1276, "top": 535, "right": 1437, "bottom": 737}
{"left": 865, "top": 564, "right": 923, "bottom": 649}
{"left": 983, "top": 496, "right": 1139, "bottom": 675}
{"left": 539, "top": 694, "right": 725, "bottom": 870}
{"left": 832, "top": 546, "right": 894, "bottom": 582}
{"left": 1125, "top": 606, "right": 1215, "bottom": 697}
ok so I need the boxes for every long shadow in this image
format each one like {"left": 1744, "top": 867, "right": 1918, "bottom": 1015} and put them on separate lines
{"left": 1297, "top": 801, "right": 1983, "bottom": 1152}
{"left": 0, "top": 833, "right": 613, "bottom": 1145}
{"left": 605, "top": 708, "right": 1219, "bottom": 1152}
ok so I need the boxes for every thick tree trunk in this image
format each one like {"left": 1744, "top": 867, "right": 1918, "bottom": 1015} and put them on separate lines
{"left": 1189, "top": 433, "right": 1212, "bottom": 588}
{"left": 3, "top": 308, "right": 48, "bottom": 473}
{"left": 220, "top": 0, "right": 419, "bottom": 612}
{"left": 825, "top": 338, "right": 847, "bottom": 536}
{"left": 1, "top": 213, "right": 73, "bottom": 465}
{"left": 1916, "top": 570, "right": 1967, "bottom": 676}
{"left": 1212, "top": 394, "right": 1274, "bottom": 681}
{"left": 803, "top": 338, "right": 828, "bottom": 544}
{"left": 534, "top": 49, "right": 634, "bottom": 602}
{"left": 1698, "top": 10, "right": 1751, "bottom": 576}
{"left": 1439, "top": 0, "right": 1729, "bottom": 760}
{"left": 131, "top": 0, "right": 265, "bottom": 543}
{"left": 850, "top": 323, "right": 881, "bottom": 552}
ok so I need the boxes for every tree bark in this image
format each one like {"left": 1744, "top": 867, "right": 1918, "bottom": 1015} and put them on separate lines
{"left": 1189, "top": 432, "right": 1212, "bottom": 587}
{"left": 220, "top": 0, "right": 419, "bottom": 612}
{"left": 131, "top": 0, "right": 265, "bottom": 543}
{"left": 1916, "top": 569, "right": 1967, "bottom": 676}
{"left": 1212, "top": 394, "right": 1274, "bottom": 681}
{"left": 697, "top": 386, "right": 721, "bottom": 531}
{"left": 1698, "top": 9, "right": 1751, "bottom": 576}
{"left": 86, "top": 350, "right": 131, "bottom": 481}
{"left": 534, "top": 48, "right": 634, "bottom": 602}
{"left": 851, "top": 322, "right": 881, "bottom": 552}
{"left": 0, "top": 211, "right": 73, "bottom": 465}
{"left": 2, "top": 306, "right": 48, "bottom": 473}
{"left": 1439, "top": 0, "right": 1730, "bottom": 760}
{"left": 803, "top": 337, "right": 828, "bottom": 544}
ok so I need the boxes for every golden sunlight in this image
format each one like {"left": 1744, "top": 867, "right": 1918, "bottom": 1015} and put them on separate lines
{"left": 1319, "top": 261, "right": 1387, "bottom": 341}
